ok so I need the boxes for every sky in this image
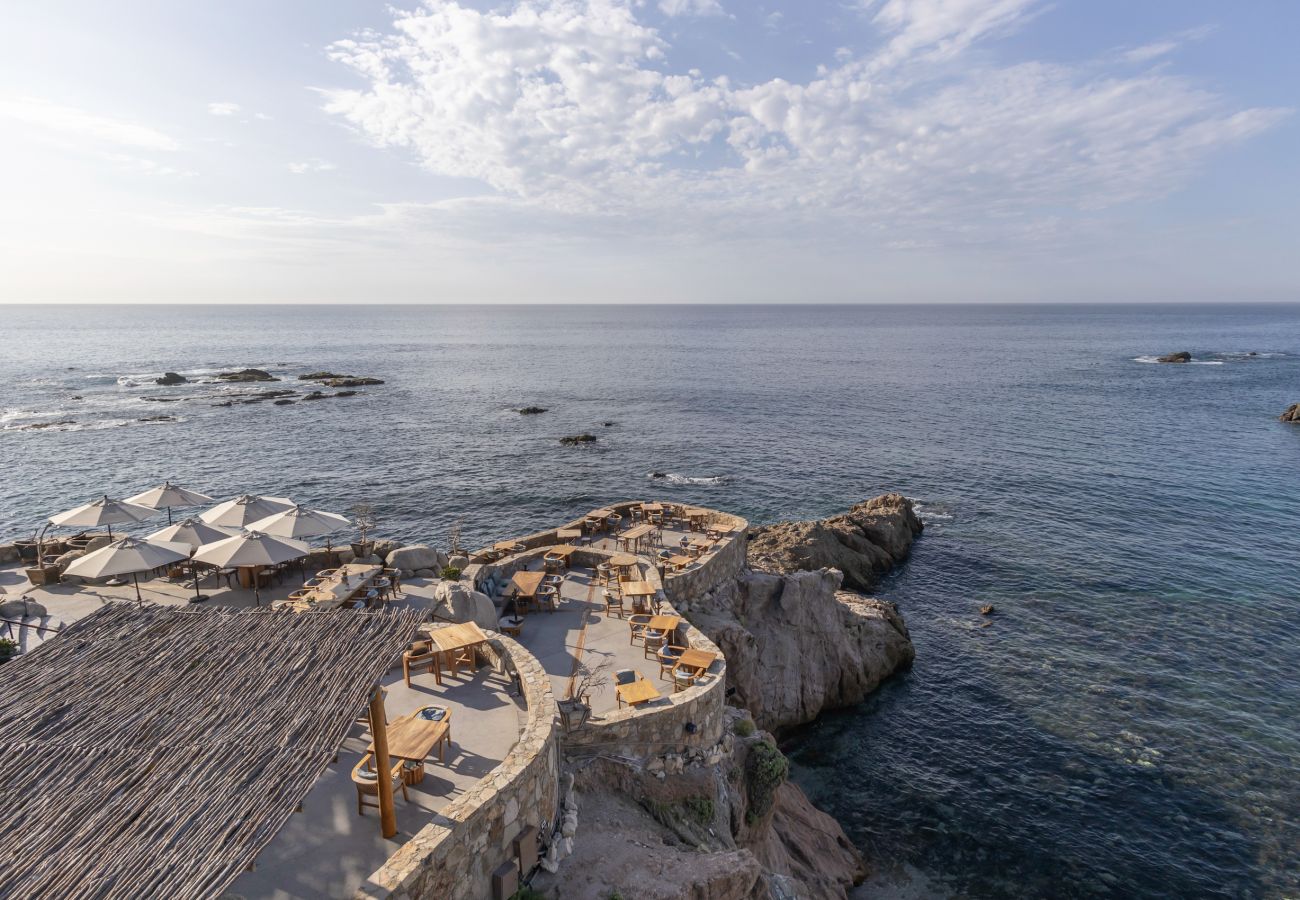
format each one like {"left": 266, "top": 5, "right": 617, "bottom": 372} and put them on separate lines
{"left": 0, "top": 0, "right": 1296, "bottom": 304}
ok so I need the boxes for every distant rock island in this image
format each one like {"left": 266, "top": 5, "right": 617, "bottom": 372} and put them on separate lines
{"left": 1157, "top": 351, "right": 1192, "bottom": 363}
{"left": 1280, "top": 403, "right": 1300, "bottom": 422}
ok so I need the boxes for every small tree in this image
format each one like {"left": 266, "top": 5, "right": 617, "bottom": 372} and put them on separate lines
{"left": 447, "top": 519, "right": 464, "bottom": 555}
{"left": 348, "top": 503, "right": 377, "bottom": 552}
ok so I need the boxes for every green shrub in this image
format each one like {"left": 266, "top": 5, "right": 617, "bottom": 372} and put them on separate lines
{"left": 733, "top": 717, "right": 755, "bottom": 737}
{"left": 508, "top": 888, "right": 546, "bottom": 900}
{"left": 682, "top": 794, "right": 715, "bottom": 825}
{"left": 440, "top": 566, "right": 462, "bottom": 581}
{"left": 744, "top": 739, "right": 789, "bottom": 823}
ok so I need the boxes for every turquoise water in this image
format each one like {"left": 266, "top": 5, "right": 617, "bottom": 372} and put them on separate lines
{"left": 2, "top": 303, "right": 1298, "bottom": 897}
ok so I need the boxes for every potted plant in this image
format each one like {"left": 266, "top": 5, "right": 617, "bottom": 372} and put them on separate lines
{"left": 557, "top": 658, "right": 609, "bottom": 731}
{"left": 348, "top": 502, "right": 377, "bottom": 558}
{"left": 0, "top": 638, "right": 18, "bottom": 664}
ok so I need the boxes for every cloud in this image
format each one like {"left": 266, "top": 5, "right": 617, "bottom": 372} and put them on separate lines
{"left": 658, "top": 0, "right": 724, "bottom": 16}
{"left": 0, "top": 96, "right": 179, "bottom": 151}
{"left": 287, "top": 158, "right": 337, "bottom": 174}
{"left": 1120, "top": 24, "right": 1217, "bottom": 64}
{"left": 315, "top": 0, "right": 1285, "bottom": 249}
{"left": 208, "top": 101, "right": 241, "bottom": 116}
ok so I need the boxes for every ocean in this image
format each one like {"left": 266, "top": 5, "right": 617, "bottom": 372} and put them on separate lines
{"left": 2, "top": 303, "right": 1297, "bottom": 898}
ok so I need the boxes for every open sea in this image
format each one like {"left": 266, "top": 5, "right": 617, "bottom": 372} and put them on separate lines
{"left": 1, "top": 303, "right": 1297, "bottom": 898}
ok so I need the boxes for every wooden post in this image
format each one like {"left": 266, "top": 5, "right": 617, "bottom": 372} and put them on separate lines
{"left": 369, "top": 687, "right": 397, "bottom": 839}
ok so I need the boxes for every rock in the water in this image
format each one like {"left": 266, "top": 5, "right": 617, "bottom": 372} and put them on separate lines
{"left": 273, "top": 399, "right": 295, "bottom": 406}
{"left": 333, "top": 390, "right": 357, "bottom": 398}
{"left": 518, "top": 406, "right": 547, "bottom": 415}
{"left": 687, "top": 569, "right": 914, "bottom": 731}
{"left": 980, "top": 604, "right": 995, "bottom": 615}
{"left": 1157, "top": 351, "right": 1192, "bottom": 363}
{"left": 300, "top": 373, "right": 383, "bottom": 387}
{"left": 746, "top": 493, "right": 923, "bottom": 592}
{"left": 1279, "top": 403, "right": 1300, "bottom": 423}
{"left": 216, "top": 368, "right": 278, "bottom": 382}
{"left": 560, "top": 433, "right": 598, "bottom": 445}
{"left": 155, "top": 372, "right": 188, "bottom": 385}
{"left": 300, "top": 391, "right": 327, "bottom": 401}
{"left": 136, "top": 415, "right": 177, "bottom": 423}
{"left": 20, "top": 420, "right": 75, "bottom": 430}
{"left": 298, "top": 371, "right": 342, "bottom": 380}
{"left": 431, "top": 580, "right": 497, "bottom": 629}
{"left": 385, "top": 544, "right": 447, "bottom": 572}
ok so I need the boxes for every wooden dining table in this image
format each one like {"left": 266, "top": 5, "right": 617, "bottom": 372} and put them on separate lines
{"left": 616, "top": 677, "right": 661, "bottom": 706}
{"left": 675, "top": 648, "right": 717, "bottom": 675}
{"left": 423, "top": 622, "right": 490, "bottom": 685}
{"left": 369, "top": 709, "right": 451, "bottom": 763}
{"left": 305, "top": 564, "right": 381, "bottom": 609}
{"left": 647, "top": 614, "right": 682, "bottom": 632}
{"left": 621, "top": 523, "right": 655, "bottom": 551}
{"left": 556, "top": 527, "right": 583, "bottom": 541}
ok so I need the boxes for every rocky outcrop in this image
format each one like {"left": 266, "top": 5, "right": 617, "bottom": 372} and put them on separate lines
{"left": 298, "top": 372, "right": 384, "bottom": 387}
{"left": 385, "top": 544, "right": 447, "bottom": 575}
{"left": 431, "top": 580, "right": 497, "bottom": 630}
{"left": 1279, "top": 403, "right": 1300, "bottom": 423}
{"left": 155, "top": 372, "right": 187, "bottom": 385}
{"left": 560, "top": 434, "right": 597, "bottom": 445}
{"left": 216, "top": 368, "right": 278, "bottom": 382}
{"left": 683, "top": 569, "right": 913, "bottom": 732}
{"left": 1158, "top": 351, "right": 1192, "bottom": 363}
{"left": 518, "top": 406, "right": 547, "bottom": 415}
{"left": 747, "top": 493, "right": 922, "bottom": 592}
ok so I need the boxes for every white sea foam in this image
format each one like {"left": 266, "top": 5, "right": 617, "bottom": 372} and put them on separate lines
{"left": 646, "top": 471, "right": 731, "bottom": 486}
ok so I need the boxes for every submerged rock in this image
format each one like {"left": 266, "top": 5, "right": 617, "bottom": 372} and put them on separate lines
{"left": 155, "top": 372, "right": 188, "bottom": 385}
{"left": 1280, "top": 403, "right": 1300, "bottom": 423}
{"left": 746, "top": 493, "right": 923, "bottom": 592}
{"left": 216, "top": 368, "right": 278, "bottom": 382}
{"left": 136, "top": 415, "right": 177, "bottom": 423}
{"left": 273, "top": 399, "right": 295, "bottom": 405}
{"left": 560, "top": 433, "right": 598, "bottom": 445}
{"left": 333, "top": 390, "right": 357, "bottom": 398}
{"left": 1157, "top": 351, "right": 1192, "bottom": 363}
{"left": 518, "top": 406, "right": 548, "bottom": 415}
{"left": 300, "top": 372, "right": 384, "bottom": 387}
{"left": 20, "top": 420, "right": 76, "bottom": 430}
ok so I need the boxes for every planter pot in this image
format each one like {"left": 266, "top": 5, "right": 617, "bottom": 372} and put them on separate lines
{"left": 14, "top": 541, "right": 39, "bottom": 563}
{"left": 557, "top": 699, "right": 592, "bottom": 731}
{"left": 25, "top": 566, "right": 61, "bottom": 586}
{"left": 351, "top": 541, "right": 374, "bottom": 558}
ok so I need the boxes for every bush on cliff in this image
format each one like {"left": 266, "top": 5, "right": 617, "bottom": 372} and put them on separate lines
{"left": 744, "top": 739, "right": 789, "bottom": 825}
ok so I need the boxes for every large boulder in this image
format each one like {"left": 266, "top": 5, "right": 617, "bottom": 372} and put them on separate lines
{"left": 746, "top": 493, "right": 923, "bottom": 592}
{"left": 1279, "top": 403, "right": 1300, "bottom": 423}
{"left": 370, "top": 538, "right": 401, "bottom": 560}
{"left": 155, "top": 372, "right": 188, "bottom": 385}
{"left": 84, "top": 535, "right": 113, "bottom": 552}
{"left": 386, "top": 545, "right": 446, "bottom": 573}
{"left": 51, "top": 549, "right": 87, "bottom": 573}
{"left": 216, "top": 368, "right": 278, "bottom": 382}
{"left": 685, "top": 568, "right": 914, "bottom": 732}
{"left": 447, "top": 554, "right": 469, "bottom": 570}
{"left": 431, "top": 581, "right": 497, "bottom": 630}
{"left": 1157, "top": 351, "right": 1192, "bottom": 363}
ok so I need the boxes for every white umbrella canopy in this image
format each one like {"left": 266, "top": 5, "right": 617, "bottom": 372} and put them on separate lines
{"left": 127, "top": 482, "right": 214, "bottom": 524}
{"left": 49, "top": 496, "right": 158, "bottom": 536}
{"left": 147, "top": 518, "right": 236, "bottom": 603}
{"left": 63, "top": 536, "right": 191, "bottom": 604}
{"left": 193, "top": 530, "right": 309, "bottom": 604}
{"left": 198, "top": 495, "right": 294, "bottom": 528}
{"left": 246, "top": 505, "right": 350, "bottom": 540}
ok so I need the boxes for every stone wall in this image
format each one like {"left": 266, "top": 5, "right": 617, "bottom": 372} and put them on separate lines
{"left": 662, "top": 515, "right": 749, "bottom": 606}
{"left": 0, "top": 544, "right": 20, "bottom": 566}
{"left": 358, "top": 632, "right": 560, "bottom": 900}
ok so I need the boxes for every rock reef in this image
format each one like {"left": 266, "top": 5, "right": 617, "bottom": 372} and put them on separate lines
{"left": 1157, "top": 351, "right": 1192, "bottom": 363}
{"left": 1279, "top": 403, "right": 1300, "bottom": 422}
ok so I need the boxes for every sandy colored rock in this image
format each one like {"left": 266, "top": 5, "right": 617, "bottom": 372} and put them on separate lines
{"left": 431, "top": 580, "right": 497, "bottom": 629}
{"left": 1279, "top": 403, "right": 1300, "bottom": 423}
{"left": 385, "top": 544, "right": 445, "bottom": 572}
{"left": 746, "top": 493, "right": 922, "bottom": 592}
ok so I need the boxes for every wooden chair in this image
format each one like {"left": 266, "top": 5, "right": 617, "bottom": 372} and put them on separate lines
{"left": 643, "top": 629, "right": 667, "bottom": 659}
{"left": 402, "top": 640, "right": 437, "bottom": 687}
{"left": 614, "top": 669, "right": 637, "bottom": 708}
{"left": 671, "top": 668, "right": 699, "bottom": 693}
{"left": 604, "top": 589, "right": 625, "bottom": 619}
{"left": 627, "top": 614, "right": 652, "bottom": 645}
{"left": 657, "top": 645, "right": 687, "bottom": 679}
{"left": 351, "top": 753, "right": 408, "bottom": 816}
{"left": 383, "top": 568, "right": 403, "bottom": 597}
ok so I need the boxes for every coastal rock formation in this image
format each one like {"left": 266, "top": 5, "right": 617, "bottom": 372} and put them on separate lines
{"left": 560, "top": 434, "right": 597, "bottom": 445}
{"left": 431, "top": 581, "right": 497, "bottom": 630}
{"left": 518, "top": 406, "right": 547, "bottom": 415}
{"left": 1157, "top": 351, "right": 1192, "bottom": 363}
{"left": 549, "top": 714, "right": 864, "bottom": 899}
{"left": 155, "top": 372, "right": 187, "bottom": 385}
{"left": 298, "top": 372, "right": 384, "bottom": 387}
{"left": 1279, "top": 403, "right": 1300, "bottom": 422}
{"left": 747, "top": 493, "right": 923, "bottom": 592}
{"left": 685, "top": 569, "right": 913, "bottom": 732}
{"left": 216, "top": 368, "right": 278, "bottom": 382}
{"left": 385, "top": 544, "right": 447, "bottom": 575}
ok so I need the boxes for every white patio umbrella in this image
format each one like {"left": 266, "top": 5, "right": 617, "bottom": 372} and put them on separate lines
{"left": 127, "top": 482, "right": 214, "bottom": 524}
{"left": 247, "top": 505, "right": 350, "bottom": 550}
{"left": 199, "top": 495, "right": 294, "bottom": 529}
{"left": 148, "top": 518, "right": 236, "bottom": 602}
{"left": 192, "top": 530, "right": 309, "bottom": 605}
{"left": 63, "top": 536, "right": 191, "bottom": 605}
{"left": 49, "top": 495, "right": 158, "bottom": 538}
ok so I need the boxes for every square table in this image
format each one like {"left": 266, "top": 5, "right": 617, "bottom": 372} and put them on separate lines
{"left": 511, "top": 570, "right": 546, "bottom": 598}
{"left": 616, "top": 678, "right": 661, "bottom": 706}
{"left": 425, "top": 622, "right": 489, "bottom": 684}
{"left": 622, "top": 580, "right": 657, "bottom": 598}
{"left": 667, "top": 554, "right": 692, "bottom": 571}
{"left": 556, "top": 528, "right": 582, "bottom": 541}
{"left": 641, "top": 503, "right": 663, "bottom": 514}
{"left": 647, "top": 614, "right": 681, "bottom": 632}
{"left": 369, "top": 711, "right": 450, "bottom": 763}
{"left": 675, "top": 648, "right": 717, "bottom": 674}
{"left": 548, "top": 545, "right": 579, "bottom": 562}
{"left": 305, "top": 564, "right": 381, "bottom": 608}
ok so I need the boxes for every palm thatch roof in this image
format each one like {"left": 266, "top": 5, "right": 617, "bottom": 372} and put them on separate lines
{"left": 0, "top": 603, "right": 425, "bottom": 900}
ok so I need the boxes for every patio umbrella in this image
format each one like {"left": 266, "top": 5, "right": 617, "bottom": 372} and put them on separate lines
{"left": 192, "top": 530, "right": 309, "bottom": 605}
{"left": 148, "top": 518, "right": 235, "bottom": 602}
{"left": 199, "top": 495, "right": 293, "bottom": 529}
{"left": 127, "top": 482, "right": 214, "bottom": 524}
{"left": 49, "top": 495, "right": 157, "bottom": 539}
{"left": 63, "top": 536, "right": 191, "bottom": 605}
{"left": 247, "top": 505, "right": 350, "bottom": 551}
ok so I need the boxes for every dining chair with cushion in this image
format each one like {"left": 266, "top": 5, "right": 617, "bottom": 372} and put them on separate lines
{"left": 604, "top": 589, "right": 625, "bottom": 619}
{"left": 657, "top": 644, "right": 686, "bottom": 679}
{"left": 402, "top": 640, "right": 437, "bottom": 686}
{"left": 627, "top": 614, "right": 652, "bottom": 644}
{"left": 351, "top": 753, "right": 408, "bottom": 816}
{"left": 643, "top": 629, "right": 667, "bottom": 659}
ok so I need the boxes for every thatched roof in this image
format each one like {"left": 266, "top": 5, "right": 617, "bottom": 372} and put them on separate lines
{"left": 0, "top": 604, "right": 425, "bottom": 900}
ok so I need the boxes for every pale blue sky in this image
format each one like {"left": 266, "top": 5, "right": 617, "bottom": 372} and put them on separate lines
{"left": 0, "top": 0, "right": 1295, "bottom": 303}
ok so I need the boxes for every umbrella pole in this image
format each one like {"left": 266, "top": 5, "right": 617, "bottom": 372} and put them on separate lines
{"left": 132, "top": 572, "right": 142, "bottom": 605}
{"left": 167, "top": 506, "right": 174, "bottom": 524}
{"left": 191, "top": 554, "right": 208, "bottom": 603}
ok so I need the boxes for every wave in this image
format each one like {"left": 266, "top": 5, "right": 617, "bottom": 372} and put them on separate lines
{"left": 646, "top": 471, "right": 732, "bottom": 486}
{"left": 1134, "top": 351, "right": 1284, "bottom": 365}
{"left": 4, "top": 416, "right": 184, "bottom": 433}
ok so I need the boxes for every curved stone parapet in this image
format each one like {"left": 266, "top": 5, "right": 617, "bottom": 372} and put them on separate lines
{"left": 357, "top": 632, "right": 559, "bottom": 900}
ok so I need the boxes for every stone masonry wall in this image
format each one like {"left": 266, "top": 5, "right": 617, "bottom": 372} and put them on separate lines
{"left": 357, "top": 632, "right": 559, "bottom": 900}
{"left": 662, "top": 515, "right": 748, "bottom": 606}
